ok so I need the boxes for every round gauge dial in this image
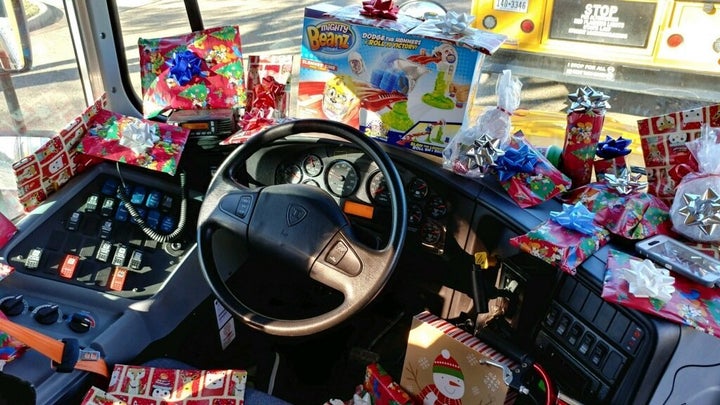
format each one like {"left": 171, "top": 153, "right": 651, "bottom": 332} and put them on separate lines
{"left": 325, "top": 160, "right": 359, "bottom": 197}
{"left": 275, "top": 164, "right": 303, "bottom": 184}
{"left": 303, "top": 179, "right": 320, "bottom": 187}
{"left": 302, "top": 154, "right": 324, "bottom": 177}
{"left": 420, "top": 220, "right": 444, "bottom": 245}
{"left": 367, "top": 171, "right": 391, "bottom": 206}
{"left": 408, "top": 177, "right": 429, "bottom": 200}
{"left": 408, "top": 203, "right": 424, "bottom": 226}
{"left": 428, "top": 195, "right": 448, "bottom": 218}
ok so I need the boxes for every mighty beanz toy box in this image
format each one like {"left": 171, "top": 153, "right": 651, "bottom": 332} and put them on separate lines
{"left": 298, "top": 3, "right": 505, "bottom": 156}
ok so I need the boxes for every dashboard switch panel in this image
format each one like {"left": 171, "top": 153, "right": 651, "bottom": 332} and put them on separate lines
{"left": 5, "top": 172, "right": 198, "bottom": 299}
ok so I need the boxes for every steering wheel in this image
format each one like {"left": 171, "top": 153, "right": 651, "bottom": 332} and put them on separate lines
{"left": 197, "top": 119, "right": 407, "bottom": 337}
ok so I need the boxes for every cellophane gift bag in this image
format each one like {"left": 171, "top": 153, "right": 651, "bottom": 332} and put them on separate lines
{"left": 669, "top": 125, "right": 720, "bottom": 243}
{"left": 509, "top": 202, "right": 610, "bottom": 275}
{"left": 221, "top": 54, "right": 294, "bottom": 145}
{"left": 637, "top": 104, "right": 720, "bottom": 207}
{"left": 443, "top": 69, "right": 521, "bottom": 178}
{"left": 138, "top": 25, "right": 246, "bottom": 118}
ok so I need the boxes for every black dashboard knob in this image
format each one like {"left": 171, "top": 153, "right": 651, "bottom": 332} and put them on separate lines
{"left": 68, "top": 311, "right": 95, "bottom": 333}
{"left": 0, "top": 295, "right": 25, "bottom": 317}
{"left": 34, "top": 304, "right": 60, "bottom": 325}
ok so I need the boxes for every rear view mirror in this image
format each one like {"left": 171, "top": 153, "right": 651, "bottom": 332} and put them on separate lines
{"left": 0, "top": 0, "right": 32, "bottom": 73}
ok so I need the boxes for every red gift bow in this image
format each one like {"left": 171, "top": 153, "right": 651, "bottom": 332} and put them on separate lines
{"left": 251, "top": 76, "right": 285, "bottom": 110}
{"left": 360, "top": 0, "right": 399, "bottom": 20}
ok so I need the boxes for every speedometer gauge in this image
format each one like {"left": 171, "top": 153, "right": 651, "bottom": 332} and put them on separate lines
{"left": 408, "top": 177, "right": 429, "bottom": 200}
{"left": 275, "top": 164, "right": 303, "bottom": 184}
{"left": 302, "top": 154, "right": 323, "bottom": 177}
{"left": 325, "top": 160, "right": 358, "bottom": 197}
{"left": 367, "top": 171, "right": 391, "bottom": 206}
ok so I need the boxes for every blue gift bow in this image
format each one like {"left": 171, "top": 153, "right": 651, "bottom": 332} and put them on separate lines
{"left": 549, "top": 202, "right": 600, "bottom": 235}
{"left": 166, "top": 50, "right": 205, "bottom": 86}
{"left": 596, "top": 135, "right": 632, "bottom": 159}
{"left": 495, "top": 144, "right": 538, "bottom": 182}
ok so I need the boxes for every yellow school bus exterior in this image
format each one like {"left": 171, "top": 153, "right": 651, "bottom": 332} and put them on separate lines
{"left": 471, "top": 0, "right": 720, "bottom": 100}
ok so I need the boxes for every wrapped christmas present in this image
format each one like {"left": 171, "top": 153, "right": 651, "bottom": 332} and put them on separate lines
{"left": 563, "top": 171, "right": 672, "bottom": 240}
{"left": 593, "top": 135, "right": 631, "bottom": 181}
{"left": 138, "top": 25, "right": 246, "bottom": 118}
{"left": 637, "top": 104, "right": 720, "bottom": 206}
{"left": 0, "top": 212, "right": 17, "bottom": 249}
{"left": 510, "top": 202, "right": 610, "bottom": 275}
{"left": 561, "top": 86, "right": 610, "bottom": 188}
{"left": 106, "top": 364, "right": 247, "bottom": 403}
{"left": 12, "top": 95, "right": 106, "bottom": 212}
{"left": 602, "top": 249, "right": 720, "bottom": 338}
{"left": 364, "top": 363, "right": 413, "bottom": 405}
{"left": 497, "top": 132, "right": 572, "bottom": 208}
{"left": 77, "top": 109, "right": 189, "bottom": 176}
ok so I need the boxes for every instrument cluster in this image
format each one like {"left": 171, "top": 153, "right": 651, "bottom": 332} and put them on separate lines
{"left": 273, "top": 150, "right": 451, "bottom": 254}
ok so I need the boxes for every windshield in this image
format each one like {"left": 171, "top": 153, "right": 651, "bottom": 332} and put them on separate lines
{"left": 1, "top": 0, "right": 718, "bottom": 221}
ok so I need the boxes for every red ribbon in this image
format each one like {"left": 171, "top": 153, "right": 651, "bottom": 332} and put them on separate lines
{"left": 669, "top": 162, "right": 698, "bottom": 183}
{"left": 360, "top": 0, "right": 399, "bottom": 20}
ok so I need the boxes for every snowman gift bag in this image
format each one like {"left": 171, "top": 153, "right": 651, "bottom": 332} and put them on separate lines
{"left": 400, "top": 311, "right": 514, "bottom": 405}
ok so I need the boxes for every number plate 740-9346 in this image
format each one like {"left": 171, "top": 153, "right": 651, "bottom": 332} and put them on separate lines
{"left": 494, "top": 0, "right": 529, "bottom": 13}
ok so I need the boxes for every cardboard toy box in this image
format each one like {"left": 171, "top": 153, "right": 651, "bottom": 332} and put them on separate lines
{"left": 401, "top": 311, "right": 514, "bottom": 404}
{"left": 298, "top": 3, "right": 503, "bottom": 157}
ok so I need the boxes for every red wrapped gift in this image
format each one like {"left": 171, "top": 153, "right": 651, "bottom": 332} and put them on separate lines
{"left": 364, "top": 363, "right": 413, "bottom": 405}
{"left": 106, "top": 364, "right": 247, "bottom": 403}
{"left": 602, "top": 249, "right": 720, "bottom": 337}
{"left": 593, "top": 155, "right": 626, "bottom": 181}
{"left": 563, "top": 182, "right": 672, "bottom": 240}
{"left": 138, "top": 26, "right": 246, "bottom": 118}
{"left": 77, "top": 109, "right": 189, "bottom": 176}
{"left": 637, "top": 104, "right": 720, "bottom": 206}
{"left": 498, "top": 132, "right": 572, "bottom": 208}
{"left": 0, "top": 212, "right": 17, "bottom": 249}
{"left": 12, "top": 96, "right": 106, "bottom": 212}
{"left": 80, "top": 386, "right": 127, "bottom": 405}
{"left": 0, "top": 312, "right": 28, "bottom": 364}
{"left": 561, "top": 87, "right": 610, "bottom": 188}
{"left": 509, "top": 203, "right": 610, "bottom": 275}
{"left": 593, "top": 135, "right": 631, "bottom": 181}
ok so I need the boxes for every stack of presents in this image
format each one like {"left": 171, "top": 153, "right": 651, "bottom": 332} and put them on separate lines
{"left": 3, "top": 0, "right": 720, "bottom": 404}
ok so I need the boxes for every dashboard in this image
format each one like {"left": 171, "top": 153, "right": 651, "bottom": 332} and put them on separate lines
{"left": 253, "top": 141, "right": 460, "bottom": 255}
{"left": 1, "top": 136, "right": 720, "bottom": 404}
